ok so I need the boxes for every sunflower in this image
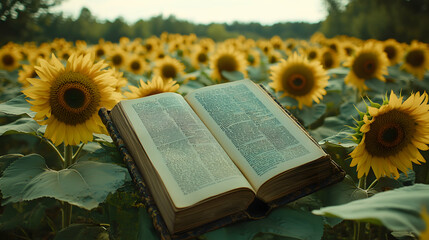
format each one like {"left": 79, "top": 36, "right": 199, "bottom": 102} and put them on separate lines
{"left": 350, "top": 91, "right": 429, "bottom": 179}
{"left": 270, "top": 36, "right": 285, "bottom": 51}
{"left": 110, "top": 68, "right": 128, "bottom": 94}
{"left": 107, "top": 48, "right": 127, "bottom": 70}
{"left": 153, "top": 56, "right": 186, "bottom": 81}
{"left": 302, "top": 46, "right": 321, "bottom": 62}
{"left": 383, "top": 39, "right": 403, "bottom": 66}
{"left": 190, "top": 46, "right": 210, "bottom": 69}
{"left": 126, "top": 55, "right": 147, "bottom": 75}
{"left": 245, "top": 48, "right": 261, "bottom": 67}
{"left": 124, "top": 76, "right": 179, "bottom": 99}
{"left": 401, "top": 41, "right": 429, "bottom": 80}
{"left": 421, "top": 207, "right": 429, "bottom": 240}
{"left": 210, "top": 46, "right": 247, "bottom": 82}
{"left": 0, "top": 48, "right": 22, "bottom": 71}
{"left": 269, "top": 52, "right": 329, "bottom": 109}
{"left": 267, "top": 50, "right": 283, "bottom": 64}
{"left": 22, "top": 53, "right": 121, "bottom": 146}
{"left": 319, "top": 47, "right": 340, "bottom": 70}
{"left": 18, "top": 64, "right": 38, "bottom": 88}
{"left": 343, "top": 42, "right": 389, "bottom": 92}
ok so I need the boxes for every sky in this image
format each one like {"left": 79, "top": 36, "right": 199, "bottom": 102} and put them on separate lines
{"left": 51, "top": 0, "right": 327, "bottom": 25}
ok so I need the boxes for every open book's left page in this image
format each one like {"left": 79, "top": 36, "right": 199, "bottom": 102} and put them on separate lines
{"left": 118, "top": 92, "right": 253, "bottom": 208}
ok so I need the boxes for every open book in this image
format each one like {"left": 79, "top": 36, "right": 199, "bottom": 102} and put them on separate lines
{"left": 109, "top": 79, "right": 338, "bottom": 235}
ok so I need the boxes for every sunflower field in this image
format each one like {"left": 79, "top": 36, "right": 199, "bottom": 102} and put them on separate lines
{"left": 0, "top": 32, "right": 429, "bottom": 240}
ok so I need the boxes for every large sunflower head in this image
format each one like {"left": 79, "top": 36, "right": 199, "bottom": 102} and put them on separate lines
{"left": 209, "top": 46, "right": 248, "bottom": 82}
{"left": 22, "top": 53, "right": 121, "bottom": 146}
{"left": 350, "top": 91, "right": 429, "bottom": 179}
{"left": 124, "top": 75, "right": 179, "bottom": 99}
{"left": 343, "top": 41, "right": 389, "bottom": 92}
{"left": 153, "top": 56, "right": 186, "bottom": 81}
{"left": 383, "top": 39, "right": 404, "bottom": 66}
{"left": 269, "top": 52, "right": 329, "bottom": 109}
{"left": 0, "top": 48, "right": 22, "bottom": 71}
{"left": 401, "top": 41, "right": 429, "bottom": 80}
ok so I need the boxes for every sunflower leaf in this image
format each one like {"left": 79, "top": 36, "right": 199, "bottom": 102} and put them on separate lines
{"left": 53, "top": 223, "right": 109, "bottom": 240}
{"left": 0, "top": 94, "right": 35, "bottom": 117}
{"left": 365, "top": 78, "right": 387, "bottom": 93}
{"left": 0, "top": 117, "right": 40, "bottom": 136}
{"left": 205, "top": 207, "right": 324, "bottom": 240}
{"left": 312, "top": 184, "right": 429, "bottom": 234}
{"left": 0, "top": 154, "right": 128, "bottom": 210}
{"left": 294, "top": 103, "right": 327, "bottom": 127}
{"left": 221, "top": 70, "right": 244, "bottom": 81}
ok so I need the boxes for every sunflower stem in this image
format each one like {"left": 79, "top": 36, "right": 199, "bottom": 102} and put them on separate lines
{"left": 72, "top": 143, "right": 85, "bottom": 164}
{"left": 358, "top": 176, "right": 367, "bottom": 189}
{"left": 366, "top": 178, "right": 379, "bottom": 191}
{"left": 61, "top": 145, "right": 74, "bottom": 229}
{"left": 42, "top": 137, "right": 64, "bottom": 164}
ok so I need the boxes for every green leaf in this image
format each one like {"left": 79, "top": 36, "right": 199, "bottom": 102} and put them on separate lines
{"left": 312, "top": 184, "right": 429, "bottom": 234}
{"left": 319, "top": 130, "right": 357, "bottom": 148}
{"left": 0, "top": 117, "right": 40, "bottom": 136}
{"left": 327, "top": 67, "right": 350, "bottom": 76}
{"left": 0, "top": 154, "right": 23, "bottom": 176}
{"left": 294, "top": 103, "right": 326, "bottom": 127}
{"left": 365, "top": 78, "right": 387, "bottom": 93}
{"left": 221, "top": 70, "right": 245, "bottom": 81}
{"left": 0, "top": 198, "right": 58, "bottom": 231}
{"left": 205, "top": 207, "right": 324, "bottom": 240}
{"left": 313, "top": 176, "right": 367, "bottom": 226}
{"left": 0, "top": 94, "right": 35, "bottom": 117}
{"left": 0, "top": 154, "right": 128, "bottom": 210}
{"left": 53, "top": 223, "right": 109, "bottom": 240}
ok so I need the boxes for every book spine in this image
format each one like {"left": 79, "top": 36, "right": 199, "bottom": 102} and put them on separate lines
{"left": 98, "top": 108, "right": 171, "bottom": 239}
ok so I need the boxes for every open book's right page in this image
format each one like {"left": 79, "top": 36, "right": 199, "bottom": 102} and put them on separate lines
{"left": 185, "top": 80, "right": 327, "bottom": 191}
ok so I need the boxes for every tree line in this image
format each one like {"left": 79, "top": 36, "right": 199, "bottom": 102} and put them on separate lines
{"left": 1, "top": 0, "right": 428, "bottom": 45}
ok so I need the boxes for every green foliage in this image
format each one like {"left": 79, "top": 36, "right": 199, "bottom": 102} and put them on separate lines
{"left": 53, "top": 224, "right": 109, "bottom": 240}
{"left": 0, "top": 154, "right": 128, "bottom": 210}
{"left": 321, "top": 0, "right": 429, "bottom": 42}
{"left": 205, "top": 207, "right": 324, "bottom": 240}
{"left": 313, "top": 184, "right": 429, "bottom": 235}
{"left": 0, "top": 94, "right": 35, "bottom": 117}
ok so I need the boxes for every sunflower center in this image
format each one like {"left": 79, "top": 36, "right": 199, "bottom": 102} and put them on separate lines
{"left": 197, "top": 52, "right": 208, "bottom": 63}
{"left": 308, "top": 51, "right": 317, "bottom": 60}
{"left": 322, "top": 52, "right": 333, "bottom": 69}
{"left": 50, "top": 71, "right": 101, "bottom": 125}
{"left": 145, "top": 44, "right": 153, "bottom": 52}
{"left": 62, "top": 53, "right": 70, "bottom": 60}
{"left": 96, "top": 49, "right": 105, "bottom": 57}
{"left": 217, "top": 55, "right": 238, "bottom": 73}
{"left": 378, "top": 123, "right": 404, "bottom": 148}
{"left": 345, "top": 47, "right": 354, "bottom": 56}
{"left": 2, "top": 54, "right": 14, "bottom": 66}
{"left": 161, "top": 64, "right": 177, "bottom": 79}
{"left": 64, "top": 88, "right": 86, "bottom": 109}
{"left": 281, "top": 65, "right": 314, "bottom": 96}
{"left": 384, "top": 46, "right": 396, "bottom": 60}
{"left": 112, "top": 54, "right": 123, "bottom": 66}
{"left": 352, "top": 53, "right": 378, "bottom": 79}
{"left": 406, "top": 49, "right": 425, "bottom": 67}
{"left": 364, "top": 109, "right": 415, "bottom": 157}
{"left": 131, "top": 61, "right": 141, "bottom": 71}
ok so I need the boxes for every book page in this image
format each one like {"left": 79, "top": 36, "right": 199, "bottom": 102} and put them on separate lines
{"left": 185, "top": 80, "right": 326, "bottom": 190}
{"left": 120, "top": 92, "right": 253, "bottom": 208}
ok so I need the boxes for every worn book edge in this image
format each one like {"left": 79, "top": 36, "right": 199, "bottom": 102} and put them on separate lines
{"left": 99, "top": 86, "right": 345, "bottom": 240}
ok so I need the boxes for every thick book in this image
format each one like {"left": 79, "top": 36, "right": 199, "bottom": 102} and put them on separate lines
{"left": 99, "top": 79, "right": 345, "bottom": 240}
